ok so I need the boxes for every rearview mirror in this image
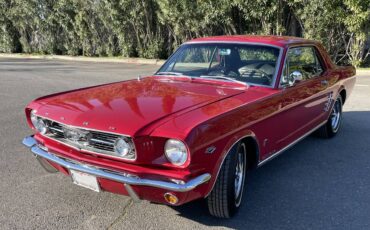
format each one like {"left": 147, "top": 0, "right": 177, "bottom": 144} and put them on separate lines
{"left": 288, "top": 71, "right": 303, "bottom": 86}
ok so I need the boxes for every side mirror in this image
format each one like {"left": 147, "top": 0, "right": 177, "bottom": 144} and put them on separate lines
{"left": 288, "top": 71, "right": 303, "bottom": 86}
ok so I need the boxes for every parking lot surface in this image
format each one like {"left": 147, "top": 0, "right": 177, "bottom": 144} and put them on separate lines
{"left": 0, "top": 58, "right": 369, "bottom": 230}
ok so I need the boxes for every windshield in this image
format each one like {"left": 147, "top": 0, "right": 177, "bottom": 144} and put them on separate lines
{"left": 157, "top": 43, "right": 281, "bottom": 86}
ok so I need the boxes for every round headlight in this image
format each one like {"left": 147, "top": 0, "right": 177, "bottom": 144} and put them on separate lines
{"left": 30, "top": 110, "right": 38, "bottom": 127}
{"left": 164, "top": 139, "right": 188, "bottom": 166}
{"left": 30, "top": 110, "right": 48, "bottom": 134}
{"left": 114, "top": 138, "right": 130, "bottom": 157}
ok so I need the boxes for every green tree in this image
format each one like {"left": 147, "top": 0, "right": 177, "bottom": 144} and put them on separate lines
{"left": 0, "top": 0, "right": 20, "bottom": 52}
{"left": 0, "top": 0, "right": 368, "bottom": 66}
{"left": 343, "top": 0, "right": 370, "bottom": 66}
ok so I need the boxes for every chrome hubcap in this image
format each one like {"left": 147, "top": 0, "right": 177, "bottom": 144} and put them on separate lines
{"left": 330, "top": 99, "right": 341, "bottom": 132}
{"left": 234, "top": 144, "right": 246, "bottom": 206}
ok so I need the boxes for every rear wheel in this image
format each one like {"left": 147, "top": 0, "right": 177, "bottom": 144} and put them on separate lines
{"left": 316, "top": 95, "right": 343, "bottom": 138}
{"left": 206, "top": 142, "right": 247, "bottom": 218}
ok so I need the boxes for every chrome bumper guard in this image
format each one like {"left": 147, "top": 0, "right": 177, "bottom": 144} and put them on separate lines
{"left": 22, "top": 136, "right": 211, "bottom": 201}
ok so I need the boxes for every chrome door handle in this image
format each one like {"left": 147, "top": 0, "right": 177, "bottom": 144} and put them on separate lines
{"left": 321, "top": 80, "right": 328, "bottom": 86}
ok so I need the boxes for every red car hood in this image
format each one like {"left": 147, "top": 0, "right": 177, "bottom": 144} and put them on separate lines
{"left": 32, "top": 77, "right": 244, "bottom": 136}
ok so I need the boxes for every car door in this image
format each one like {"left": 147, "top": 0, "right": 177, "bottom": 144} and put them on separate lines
{"left": 274, "top": 46, "right": 330, "bottom": 150}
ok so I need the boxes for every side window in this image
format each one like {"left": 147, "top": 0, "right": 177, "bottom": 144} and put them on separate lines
{"left": 281, "top": 46, "right": 324, "bottom": 85}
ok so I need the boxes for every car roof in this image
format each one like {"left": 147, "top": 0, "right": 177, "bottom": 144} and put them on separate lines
{"left": 186, "top": 35, "right": 319, "bottom": 48}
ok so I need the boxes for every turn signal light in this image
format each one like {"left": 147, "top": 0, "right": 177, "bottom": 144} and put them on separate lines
{"left": 164, "top": 193, "right": 178, "bottom": 205}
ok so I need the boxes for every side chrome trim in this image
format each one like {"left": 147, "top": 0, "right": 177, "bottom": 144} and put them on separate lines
{"left": 22, "top": 136, "right": 211, "bottom": 193}
{"left": 257, "top": 121, "right": 326, "bottom": 167}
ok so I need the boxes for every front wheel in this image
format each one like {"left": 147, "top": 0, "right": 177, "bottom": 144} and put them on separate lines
{"left": 206, "top": 142, "right": 247, "bottom": 218}
{"left": 316, "top": 95, "right": 343, "bottom": 138}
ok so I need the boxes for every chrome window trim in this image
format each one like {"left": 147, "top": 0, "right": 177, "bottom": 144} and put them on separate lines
{"left": 157, "top": 41, "right": 284, "bottom": 89}
{"left": 184, "top": 41, "right": 283, "bottom": 49}
{"left": 278, "top": 44, "right": 328, "bottom": 88}
{"left": 153, "top": 75, "right": 249, "bottom": 88}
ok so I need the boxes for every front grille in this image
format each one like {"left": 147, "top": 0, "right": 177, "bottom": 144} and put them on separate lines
{"left": 89, "top": 131, "right": 116, "bottom": 152}
{"left": 49, "top": 122, "right": 64, "bottom": 138}
{"left": 43, "top": 119, "right": 135, "bottom": 160}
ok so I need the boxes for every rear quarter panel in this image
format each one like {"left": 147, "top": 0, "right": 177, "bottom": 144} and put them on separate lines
{"left": 316, "top": 43, "right": 356, "bottom": 104}
{"left": 322, "top": 64, "right": 356, "bottom": 122}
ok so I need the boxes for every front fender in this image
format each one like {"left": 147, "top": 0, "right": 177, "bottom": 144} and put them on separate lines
{"left": 187, "top": 127, "right": 259, "bottom": 197}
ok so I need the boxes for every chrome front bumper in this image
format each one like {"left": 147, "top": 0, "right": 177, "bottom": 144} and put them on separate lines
{"left": 22, "top": 136, "right": 211, "bottom": 200}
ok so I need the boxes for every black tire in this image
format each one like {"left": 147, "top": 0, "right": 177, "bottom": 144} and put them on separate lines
{"left": 316, "top": 95, "right": 343, "bottom": 138}
{"left": 206, "top": 142, "right": 247, "bottom": 218}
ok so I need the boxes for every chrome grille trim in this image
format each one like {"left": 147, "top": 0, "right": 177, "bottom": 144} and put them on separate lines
{"left": 90, "top": 138, "right": 114, "bottom": 145}
{"left": 38, "top": 118, "right": 136, "bottom": 160}
{"left": 35, "top": 114, "right": 131, "bottom": 137}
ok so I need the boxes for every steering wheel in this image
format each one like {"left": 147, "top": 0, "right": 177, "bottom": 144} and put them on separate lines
{"left": 208, "top": 64, "right": 239, "bottom": 77}
{"left": 239, "top": 68, "right": 272, "bottom": 84}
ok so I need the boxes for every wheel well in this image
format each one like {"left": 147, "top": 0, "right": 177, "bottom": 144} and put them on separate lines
{"left": 340, "top": 89, "right": 347, "bottom": 105}
{"left": 240, "top": 137, "right": 259, "bottom": 169}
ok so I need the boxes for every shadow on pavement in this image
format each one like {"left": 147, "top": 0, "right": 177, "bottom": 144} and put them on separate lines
{"left": 172, "top": 111, "right": 370, "bottom": 229}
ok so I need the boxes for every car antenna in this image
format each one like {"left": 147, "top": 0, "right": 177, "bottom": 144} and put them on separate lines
{"left": 137, "top": 75, "right": 142, "bottom": 81}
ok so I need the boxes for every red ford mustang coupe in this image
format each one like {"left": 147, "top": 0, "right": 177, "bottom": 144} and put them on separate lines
{"left": 22, "top": 36, "right": 356, "bottom": 218}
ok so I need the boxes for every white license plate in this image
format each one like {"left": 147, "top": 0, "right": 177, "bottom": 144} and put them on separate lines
{"left": 70, "top": 170, "right": 100, "bottom": 192}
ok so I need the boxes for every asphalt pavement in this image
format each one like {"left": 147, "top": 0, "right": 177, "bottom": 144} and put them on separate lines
{"left": 0, "top": 58, "right": 369, "bottom": 230}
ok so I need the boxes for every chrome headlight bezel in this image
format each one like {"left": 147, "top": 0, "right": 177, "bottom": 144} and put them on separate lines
{"left": 164, "top": 139, "right": 189, "bottom": 166}
{"left": 30, "top": 110, "right": 48, "bottom": 134}
{"left": 114, "top": 137, "right": 134, "bottom": 159}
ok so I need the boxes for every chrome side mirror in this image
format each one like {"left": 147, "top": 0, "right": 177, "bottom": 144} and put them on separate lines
{"left": 288, "top": 71, "right": 303, "bottom": 86}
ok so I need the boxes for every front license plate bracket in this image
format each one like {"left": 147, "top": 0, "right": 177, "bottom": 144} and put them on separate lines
{"left": 70, "top": 169, "right": 100, "bottom": 192}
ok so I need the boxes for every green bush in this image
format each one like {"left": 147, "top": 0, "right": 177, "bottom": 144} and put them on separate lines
{"left": 0, "top": 0, "right": 368, "bottom": 66}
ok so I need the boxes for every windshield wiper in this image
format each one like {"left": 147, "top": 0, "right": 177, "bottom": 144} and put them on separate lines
{"left": 155, "top": 71, "right": 183, "bottom": 76}
{"left": 200, "top": 75, "right": 248, "bottom": 86}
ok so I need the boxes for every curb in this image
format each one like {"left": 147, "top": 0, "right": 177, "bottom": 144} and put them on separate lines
{"left": 356, "top": 69, "right": 370, "bottom": 73}
{"left": 0, "top": 53, "right": 166, "bottom": 65}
